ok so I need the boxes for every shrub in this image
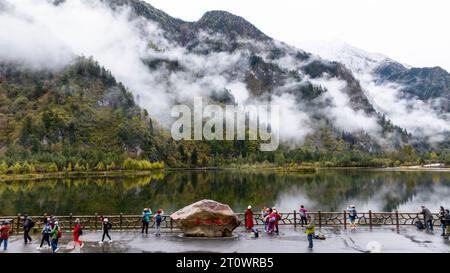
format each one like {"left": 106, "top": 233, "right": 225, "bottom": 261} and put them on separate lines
{"left": 96, "top": 162, "right": 106, "bottom": 171}
{"left": 74, "top": 162, "right": 85, "bottom": 172}
{"left": 48, "top": 163, "right": 59, "bottom": 173}
{"left": 0, "top": 161, "right": 8, "bottom": 174}
{"left": 122, "top": 158, "right": 165, "bottom": 170}
{"left": 12, "top": 163, "right": 22, "bottom": 174}
{"left": 21, "top": 162, "right": 35, "bottom": 173}
{"left": 107, "top": 162, "right": 116, "bottom": 171}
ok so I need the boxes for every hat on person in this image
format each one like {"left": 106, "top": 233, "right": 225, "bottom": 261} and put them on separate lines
{"left": 248, "top": 205, "right": 252, "bottom": 210}
{"left": 157, "top": 209, "right": 162, "bottom": 214}
{"left": 351, "top": 205, "right": 355, "bottom": 208}
{"left": 103, "top": 218, "right": 108, "bottom": 222}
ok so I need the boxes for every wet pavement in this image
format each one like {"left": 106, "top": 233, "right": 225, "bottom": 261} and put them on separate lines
{"left": 2, "top": 226, "right": 450, "bottom": 253}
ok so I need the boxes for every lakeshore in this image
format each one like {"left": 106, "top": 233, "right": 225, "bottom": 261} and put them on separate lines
{"left": 1, "top": 165, "right": 449, "bottom": 182}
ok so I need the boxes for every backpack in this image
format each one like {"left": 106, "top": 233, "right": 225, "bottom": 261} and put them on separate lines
{"left": 78, "top": 228, "right": 83, "bottom": 236}
{"left": 30, "top": 220, "right": 35, "bottom": 228}
{"left": 43, "top": 225, "right": 51, "bottom": 234}
{"left": 415, "top": 220, "right": 425, "bottom": 230}
{"left": 106, "top": 222, "right": 113, "bottom": 230}
{"left": 57, "top": 228, "right": 62, "bottom": 238}
{"left": 142, "top": 213, "right": 150, "bottom": 223}
{"left": 155, "top": 214, "right": 162, "bottom": 224}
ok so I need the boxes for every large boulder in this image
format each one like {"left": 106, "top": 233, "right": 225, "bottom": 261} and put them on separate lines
{"left": 171, "top": 199, "right": 240, "bottom": 237}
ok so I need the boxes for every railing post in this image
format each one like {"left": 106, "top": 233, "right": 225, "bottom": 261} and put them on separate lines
{"left": 343, "top": 210, "right": 347, "bottom": 229}
{"left": 120, "top": 213, "right": 123, "bottom": 231}
{"left": 369, "top": 210, "right": 373, "bottom": 230}
{"left": 318, "top": 210, "right": 322, "bottom": 229}
{"left": 395, "top": 210, "right": 399, "bottom": 231}
{"left": 294, "top": 210, "right": 297, "bottom": 228}
{"left": 69, "top": 213, "right": 73, "bottom": 230}
{"left": 170, "top": 217, "right": 173, "bottom": 230}
{"left": 94, "top": 213, "right": 98, "bottom": 232}
{"left": 16, "top": 214, "right": 21, "bottom": 235}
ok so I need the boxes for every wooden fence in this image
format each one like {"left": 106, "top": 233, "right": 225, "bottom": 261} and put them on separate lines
{"left": 0, "top": 211, "right": 441, "bottom": 234}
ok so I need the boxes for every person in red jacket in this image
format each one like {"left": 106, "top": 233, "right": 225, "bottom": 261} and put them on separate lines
{"left": 273, "top": 208, "right": 281, "bottom": 234}
{"left": 245, "top": 206, "right": 254, "bottom": 230}
{"left": 267, "top": 208, "right": 281, "bottom": 234}
{"left": 73, "top": 218, "right": 84, "bottom": 248}
{"left": 0, "top": 220, "right": 11, "bottom": 251}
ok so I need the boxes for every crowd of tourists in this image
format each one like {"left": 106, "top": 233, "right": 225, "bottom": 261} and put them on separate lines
{"left": 242, "top": 204, "right": 450, "bottom": 250}
{"left": 1, "top": 204, "right": 449, "bottom": 252}
{"left": 0, "top": 207, "right": 164, "bottom": 252}
{"left": 244, "top": 204, "right": 315, "bottom": 249}
{"left": 420, "top": 205, "right": 450, "bottom": 236}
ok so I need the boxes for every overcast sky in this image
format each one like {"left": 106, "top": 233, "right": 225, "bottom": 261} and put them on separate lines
{"left": 146, "top": 0, "right": 450, "bottom": 71}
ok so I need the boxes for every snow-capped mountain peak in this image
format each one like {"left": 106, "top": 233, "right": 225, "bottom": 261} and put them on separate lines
{"left": 294, "top": 40, "right": 390, "bottom": 74}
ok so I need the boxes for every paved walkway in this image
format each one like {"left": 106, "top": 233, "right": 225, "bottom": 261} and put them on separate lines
{"left": 2, "top": 226, "right": 450, "bottom": 253}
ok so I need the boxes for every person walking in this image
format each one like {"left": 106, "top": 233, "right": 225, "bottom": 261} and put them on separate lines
{"left": 245, "top": 206, "right": 254, "bottom": 230}
{"left": 299, "top": 205, "right": 308, "bottom": 227}
{"left": 50, "top": 221, "right": 61, "bottom": 253}
{"left": 0, "top": 220, "right": 11, "bottom": 251}
{"left": 141, "top": 208, "right": 152, "bottom": 234}
{"left": 420, "top": 205, "right": 434, "bottom": 231}
{"left": 305, "top": 215, "right": 315, "bottom": 250}
{"left": 347, "top": 205, "right": 358, "bottom": 230}
{"left": 155, "top": 209, "right": 163, "bottom": 237}
{"left": 99, "top": 218, "right": 113, "bottom": 244}
{"left": 73, "top": 218, "right": 84, "bottom": 248}
{"left": 438, "top": 206, "right": 447, "bottom": 236}
{"left": 37, "top": 218, "right": 51, "bottom": 250}
{"left": 23, "top": 216, "right": 35, "bottom": 243}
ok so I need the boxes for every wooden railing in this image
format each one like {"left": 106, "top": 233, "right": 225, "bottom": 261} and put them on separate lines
{"left": 0, "top": 211, "right": 441, "bottom": 234}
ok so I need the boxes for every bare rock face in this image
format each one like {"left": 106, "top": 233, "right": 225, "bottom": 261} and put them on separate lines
{"left": 171, "top": 199, "right": 240, "bottom": 237}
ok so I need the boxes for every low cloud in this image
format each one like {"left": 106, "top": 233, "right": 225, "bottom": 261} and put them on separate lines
{"left": 1, "top": 0, "right": 446, "bottom": 147}
{"left": 358, "top": 74, "right": 450, "bottom": 143}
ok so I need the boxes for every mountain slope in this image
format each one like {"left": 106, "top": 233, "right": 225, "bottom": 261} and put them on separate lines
{"left": 0, "top": 57, "right": 163, "bottom": 168}
{"left": 374, "top": 61, "right": 450, "bottom": 111}
{"left": 1, "top": 0, "right": 449, "bottom": 169}
{"left": 296, "top": 41, "right": 450, "bottom": 145}
{"left": 101, "top": 0, "right": 410, "bottom": 149}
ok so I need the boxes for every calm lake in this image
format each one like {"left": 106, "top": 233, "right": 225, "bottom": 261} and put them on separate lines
{"left": 1, "top": 169, "right": 449, "bottom": 216}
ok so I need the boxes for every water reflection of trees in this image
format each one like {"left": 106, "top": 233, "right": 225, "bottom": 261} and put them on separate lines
{"left": 294, "top": 170, "right": 450, "bottom": 211}
{"left": 0, "top": 170, "right": 448, "bottom": 215}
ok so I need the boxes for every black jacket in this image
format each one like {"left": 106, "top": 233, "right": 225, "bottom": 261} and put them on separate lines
{"left": 444, "top": 215, "right": 450, "bottom": 226}
{"left": 23, "top": 218, "right": 34, "bottom": 230}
